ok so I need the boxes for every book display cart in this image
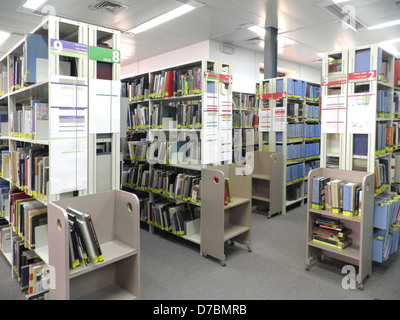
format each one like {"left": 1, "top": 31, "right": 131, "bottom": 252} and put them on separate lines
{"left": 48, "top": 190, "right": 140, "bottom": 300}
{"left": 306, "top": 168, "right": 374, "bottom": 290}
{"left": 258, "top": 77, "right": 321, "bottom": 214}
{"left": 0, "top": 16, "right": 133, "bottom": 300}
{"left": 201, "top": 164, "right": 252, "bottom": 266}
{"left": 252, "top": 151, "right": 283, "bottom": 218}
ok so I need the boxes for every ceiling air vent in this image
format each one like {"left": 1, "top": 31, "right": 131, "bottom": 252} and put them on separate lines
{"left": 89, "top": 0, "right": 129, "bottom": 15}
{"left": 324, "top": 3, "right": 368, "bottom": 31}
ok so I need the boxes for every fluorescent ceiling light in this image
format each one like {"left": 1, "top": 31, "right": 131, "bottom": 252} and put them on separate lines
{"left": 249, "top": 26, "right": 296, "bottom": 48}
{"left": 23, "top": 0, "right": 48, "bottom": 10}
{"left": 332, "top": 0, "right": 350, "bottom": 3}
{"left": 0, "top": 31, "right": 11, "bottom": 47}
{"left": 129, "top": 4, "right": 196, "bottom": 34}
{"left": 368, "top": 19, "right": 400, "bottom": 30}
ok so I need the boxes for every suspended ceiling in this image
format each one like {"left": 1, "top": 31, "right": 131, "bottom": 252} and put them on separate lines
{"left": 0, "top": 0, "right": 400, "bottom": 70}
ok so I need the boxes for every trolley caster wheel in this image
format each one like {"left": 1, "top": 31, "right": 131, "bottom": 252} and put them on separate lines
{"left": 221, "top": 261, "right": 226, "bottom": 267}
{"left": 202, "top": 253, "right": 208, "bottom": 258}
{"left": 226, "top": 240, "right": 234, "bottom": 246}
{"left": 357, "top": 283, "right": 364, "bottom": 291}
{"left": 247, "top": 246, "right": 252, "bottom": 253}
{"left": 305, "top": 265, "right": 310, "bottom": 271}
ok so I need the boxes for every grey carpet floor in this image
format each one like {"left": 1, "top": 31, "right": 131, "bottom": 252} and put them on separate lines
{"left": 1, "top": 204, "right": 399, "bottom": 300}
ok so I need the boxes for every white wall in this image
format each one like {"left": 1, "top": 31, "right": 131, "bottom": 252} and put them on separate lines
{"left": 121, "top": 39, "right": 322, "bottom": 89}
{"left": 121, "top": 40, "right": 210, "bottom": 78}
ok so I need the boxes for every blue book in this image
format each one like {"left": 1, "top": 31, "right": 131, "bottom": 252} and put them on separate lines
{"left": 355, "top": 49, "right": 371, "bottom": 72}
{"left": 24, "top": 33, "right": 48, "bottom": 84}
{"left": 353, "top": 134, "right": 368, "bottom": 156}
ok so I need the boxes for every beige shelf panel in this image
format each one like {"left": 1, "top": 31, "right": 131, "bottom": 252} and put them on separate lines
{"left": 48, "top": 190, "right": 140, "bottom": 300}
{"left": 252, "top": 152, "right": 283, "bottom": 218}
{"left": 201, "top": 164, "right": 252, "bottom": 265}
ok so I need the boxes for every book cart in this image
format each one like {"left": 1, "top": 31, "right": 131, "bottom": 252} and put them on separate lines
{"left": 0, "top": 15, "right": 133, "bottom": 299}
{"left": 306, "top": 168, "right": 374, "bottom": 290}
{"left": 251, "top": 151, "right": 284, "bottom": 218}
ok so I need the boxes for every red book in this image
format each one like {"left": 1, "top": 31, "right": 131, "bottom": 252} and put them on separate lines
{"left": 164, "top": 71, "right": 174, "bottom": 97}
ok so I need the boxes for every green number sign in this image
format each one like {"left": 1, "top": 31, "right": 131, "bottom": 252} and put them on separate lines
{"left": 89, "top": 46, "right": 120, "bottom": 64}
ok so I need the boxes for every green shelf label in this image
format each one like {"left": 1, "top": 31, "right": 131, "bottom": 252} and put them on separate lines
{"left": 89, "top": 46, "right": 120, "bottom": 64}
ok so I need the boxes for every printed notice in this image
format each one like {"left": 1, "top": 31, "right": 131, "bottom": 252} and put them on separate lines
{"left": 321, "top": 95, "right": 347, "bottom": 134}
{"left": 50, "top": 75, "right": 88, "bottom": 195}
{"left": 259, "top": 108, "right": 272, "bottom": 132}
{"left": 347, "top": 93, "right": 376, "bottom": 134}
{"left": 272, "top": 108, "right": 286, "bottom": 132}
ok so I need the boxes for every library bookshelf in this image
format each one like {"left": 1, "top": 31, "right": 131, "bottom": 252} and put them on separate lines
{"left": 48, "top": 190, "right": 140, "bottom": 300}
{"left": 122, "top": 59, "right": 255, "bottom": 266}
{"left": 321, "top": 44, "right": 400, "bottom": 265}
{"left": 306, "top": 168, "right": 374, "bottom": 290}
{"left": 258, "top": 77, "right": 321, "bottom": 214}
{"left": 0, "top": 15, "right": 125, "bottom": 299}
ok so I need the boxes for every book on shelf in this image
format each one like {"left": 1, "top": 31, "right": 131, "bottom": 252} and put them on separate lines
{"left": 312, "top": 217, "right": 352, "bottom": 249}
{"left": 67, "top": 207, "right": 103, "bottom": 269}
{"left": 342, "top": 182, "right": 361, "bottom": 217}
{"left": 311, "top": 176, "right": 330, "bottom": 210}
{"left": 67, "top": 207, "right": 103, "bottom": 265}
{"left": 312, "top": 176, "right": 363, "bottom": 217}
{"left": 23, "top": 33, "right": 48, "bottom": 85}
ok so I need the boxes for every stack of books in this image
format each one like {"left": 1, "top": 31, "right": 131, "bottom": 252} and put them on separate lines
{"left": 312, "top": 217, "right": 352, "bottom": 249}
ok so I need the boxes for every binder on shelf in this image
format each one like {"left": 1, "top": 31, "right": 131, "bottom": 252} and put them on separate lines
{"left": 24, "top": 33, "right": 49, "bottom": 84}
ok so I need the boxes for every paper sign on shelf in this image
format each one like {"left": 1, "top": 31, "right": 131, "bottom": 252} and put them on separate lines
{"left": 49, "top": 75, "right": 88, "bottom": 195}
{"left": 89, "top": 79, "right": 121, "bottom": 134}
{"left": 259, "top": 108, "right": 272, "bottom": 132}
{"left": 347, "top": 93, "right": 376, "bottom": 134}
{"left": 321, "top": 94, "right": 347, "bottom": 134}
{"left": 272, "top": 108, "right": 286, "bottom": 132}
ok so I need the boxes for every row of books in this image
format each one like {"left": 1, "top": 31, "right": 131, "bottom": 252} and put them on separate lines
{"left": 128, "top": 104, "right": 149, "bottom": 130}
{"left": 67, "top": 207, "right": 103, "bottom": 270}
{"left": 9, "top": 192, "right": 47, "bottom": 250}
{"left": 312, "top": 217, "right": 352, "bottom": 250}
{"left": 9, "top": 147, "right": 49, "bottom": 200}
{"left": 373, "top": 225, "right": 400, "bottom": 263}
{"left": 233, "top": 128, "right": 258, "bottom": 148}
{"left": 123, "top": 164, "right": 202, "bottom": 203}
{"left": 276, "top": 142, "right": 320, "bottom": 161}
{"left": 127, "top": 140, "right": 148, "bottom": 161}
{"left": 149, "top": 67, "right": 202, "bottom": 98}
{"left": 374, "top": 158, "right": 389, "bottom": 190}
{"left": 276, "top": 78, "right": 321, "bottom": 100}
{"left": 232, "top": 111, "right": 259, "bottom": 128}
{"left": 13, "top": 236, "right": 49, "bottom": 298}
{"left": 374, "top": 193, "right": 400, "bottom": 230}
{"left": 377, "top": 90, "right": 391, "bottom": 117}
{"left": 276, "top": 124, "right": 321, "bottom": 141}
{"left": 311, "top": 176, "right": 363, "bottom": 217}
{"left": 233, "top": 94, "right": 257, "bottom": 109}
{"left": 10, "top": 101, "right": 49, "bottom": 140}
{"left": 0, "top": 64, "right": 7, "bottom": 95}
{"left": 286, "top": 160, "right": 321, "bottom": 184}
{"left": 140, "top": 197, "right": 201, "bottom": 236}
{"left": 123, "top": 75, "right": 150, "bottom": 101}
{"left": 328, "top": 59, "right": 342, "bottom": 73}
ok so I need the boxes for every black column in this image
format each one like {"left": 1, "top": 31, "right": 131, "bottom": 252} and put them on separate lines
{"left": 264, "top": 0, "right": 278, "bottom": 79}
